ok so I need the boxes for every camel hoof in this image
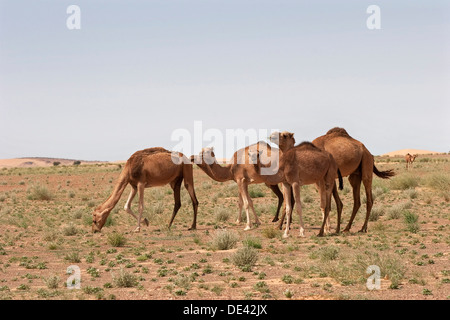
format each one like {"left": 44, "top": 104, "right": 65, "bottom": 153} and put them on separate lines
{"left": 244, "top": 226, "right": 251, "bottom": 231}
{"left": 143, "top": 218, "right": 149, "bottom": 227}
{"left": 188, "top": 226, "right": 196, "bottom": 231}
{"left": 235, "top": 220, "right": 241, "bottom": 224}
{"left": 133, "top": 227, "right": 141, "bottom": 233}
{"left": 358, "top": 229, "right": 367, "bottom": 233}
{"left": 282, "top": 233, "right": 289, "bottom": 239}
{"left": 272, "top": 217, "right": 279, "bottom": 223}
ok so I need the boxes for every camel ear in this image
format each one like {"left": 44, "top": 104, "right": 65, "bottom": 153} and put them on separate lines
{"left": 289, "top": 132, "right": 294, "bottom": 138}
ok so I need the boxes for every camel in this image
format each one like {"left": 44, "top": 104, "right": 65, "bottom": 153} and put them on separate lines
{"left": 310, "top": 127, "right": 395, "bottom": 233}
{"left": 191, "top": 142, "right": 286, "bottom": 230}
{"left": 92, "top": 147, "right": 199, "bottom": 233}
{"left": 405, "top": 153, "right": 418, "bottom": 170}
{"left": 249, "top": 140, "right": 343, "bottom": 238}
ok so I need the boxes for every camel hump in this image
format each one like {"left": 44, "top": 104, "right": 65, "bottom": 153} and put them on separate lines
{"left": 326, "top": 127, "right": 350, "bottom": 137}
{"left": 128, "top": 147, "right": 171, "bottom": 179}
{"left": 295, "top": 141, "right": 320, "bottom": 150}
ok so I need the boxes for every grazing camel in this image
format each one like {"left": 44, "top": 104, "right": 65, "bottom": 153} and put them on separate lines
{"left": 191, "top": 142, "right": 284, "bottom": 230}
{"left": 249, "top": 141, "right": 343, "bottom": 237}
{"left": 405, "top": 153, "right": 418, "bottom": 170}
{"left": 92, "top": 147, "right": 199, "bottom": 233}
{"left": 311, "top": 127, "right": 395, "bottom": 233}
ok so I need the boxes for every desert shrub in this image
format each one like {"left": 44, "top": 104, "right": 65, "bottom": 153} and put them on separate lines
{"left": 27, "top": 184, "right": 53, "bottom": 201}
{"left": 426, "top": 173, "right": 450, "bottom": 192}
{"left": 404, "top": 188, "right": 418, "bottom": 199}
{"left": 64, "top": 251, "right": 81, "bottom": 263}
{"left": 73, "top": 161, "right": 81, "bottom": 165}
{"left": 249, "top": 187, "right": 265, "bottom": 198}
{"left": 211, "top": 229, "right": 239, "bottom": 250}
{"left": 112, "top": 268, "right": 138, "bottom": 288}
{"left": 62, "top": 223, "right": 78, "bottom": 236}
{"left": 107, "top": 232, "right": 127, "bottom": 247}
{"left": 232, "top": 246, "right": 258, "bottom": 269}
{"left": 44, "top": 275, "right": 60, "bottom": 289}
{"left": 310, "top": 245, "right": 340, "bottom": 262}
{"left": 262, "top": 227, "right": 280, "bottom": 239}
{"left": 387, "top": 201, "right": 412, "bottom": 220}
{"left": 369, "top": 206, "right": 385, "bottom": 221}
{"left": 53, "top": 162, "right": 60, "bottom": 166}
{"left": 242, "top": 235, "right": 262, "bottom": 249}
{"left": 214, "top": 208, "right": 230, "bottom": 223}
{"left": 390, "top": 174, "right": 420, "bottom": 190}
{"left": 403, "top": 211, "right": 420, "bottom": 233}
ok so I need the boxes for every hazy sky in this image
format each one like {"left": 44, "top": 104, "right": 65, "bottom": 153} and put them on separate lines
{"left": 1, "top": 0, "right": 449, "bottom": 161}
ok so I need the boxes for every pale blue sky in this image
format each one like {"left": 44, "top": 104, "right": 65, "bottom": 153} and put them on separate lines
{"left": 1, "top": 0, "right": 449, "bottom": 160}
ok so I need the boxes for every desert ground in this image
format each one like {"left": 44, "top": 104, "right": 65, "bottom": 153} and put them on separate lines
{"left": 0, "top": 153, "right": 448, "bottom": 300}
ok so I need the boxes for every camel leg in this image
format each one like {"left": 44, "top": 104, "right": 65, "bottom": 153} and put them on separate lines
{"left": 317, "top": 182, "right": 332, "bottom": 237}
{"left": 332, "top": 182, "right": 343, "bottom": 233}
{"left": 248, "top": 192, "right": 261, "bottom": 227}
{"left": 267, "top": 183, "right": 283, "bottom": 222}
{"left": 237, "top": 179, "right": 253, "bottom": 231}
{"left": 124, "top": 186, "right": 149, "bottom": 227}
{"left": 292, "top": 182, "right": 305, "bottom": 237}
{"left": 184, "top": 177, "right": 199, "bottom": 230}
{"left": 359, "top": 176, "right": 374, "bottom": 233}
{"left": 282, "top": 182, "right": 293, "bottom": 238}
{"left": 317, "top": 182, "right": 331, "bottom": 234}
{"left": 277, "top": 187, "right": 294, "bottom": 230}
{"left": 134, "top": 183, "right": 145, "bottom": 233}
{"left": 236, "top": 192, "right": 243, "bottom": 224}
{"left": 343, "top": 172, "right": 362, "bottom": 232}
{"left": 167, "top": 177, "right": 183, "bottom": 230}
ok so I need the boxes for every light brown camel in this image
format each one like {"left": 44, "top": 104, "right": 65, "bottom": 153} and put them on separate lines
{"left": 249, "top": 141, "right": 343, "bottom": 237}
{"left": 311, "top": 127, "right": 395, "bottom": 233}
{"left": 191, "top": 142, "right": 285, "bottom": 230}
{"left": 92, "top": 147, "right": 199, "bottom": 233}
{"left": 405, "top": 153, "right": 418, "bottom": 170}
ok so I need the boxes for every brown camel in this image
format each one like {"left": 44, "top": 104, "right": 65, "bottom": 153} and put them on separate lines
{"left": 191, "top": 142, "right": 284, "bottom": 230}
{"left": 405, "top": 153, "right": 418, "bottom": 170}
{"left": 249, "top": 140, "right": 343, "bottom": 237}
{"left": 269, "top": 132, "right": 343, "bottom": 232}
{"left": 92, "top": 147, "right": 199, "bottom": 233}
{"left": 311, "top": 127, "right": 395, "bottom": 233}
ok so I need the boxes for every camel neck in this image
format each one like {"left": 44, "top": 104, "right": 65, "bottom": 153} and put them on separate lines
{"left": 206, "top": 160, "right": 233, "bottom": 182}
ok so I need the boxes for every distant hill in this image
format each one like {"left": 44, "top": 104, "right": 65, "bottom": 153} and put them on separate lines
{"left": 0, "top": 157, "right": 107, "bottom": 168}
{"left": 381, "top": 149, "right": 443, "bottom": 157}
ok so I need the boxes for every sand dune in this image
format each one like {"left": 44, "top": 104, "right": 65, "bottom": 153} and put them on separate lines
{"left": 0, "top": 157, "right": 106, "bottom": 169}
{"left": 381, "top": 149, "right": 443, "bottom": 157}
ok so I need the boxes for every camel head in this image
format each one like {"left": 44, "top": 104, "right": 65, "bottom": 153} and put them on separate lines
{"left": 92, "top": 208, "right": 109, "bottom": 233}
{"left": 198, "top": 147, "right": 216, "bottom": 165}
{"left": 269, "top": 131, "right": 295, "bottom": 152}
{"left": 248, "top": 149, "right": 263, "bottom": 164}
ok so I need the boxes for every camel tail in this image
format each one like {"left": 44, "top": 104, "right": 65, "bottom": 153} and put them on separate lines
{"left": 337, "top": 169, "right": 343, "bottom": 190}
{"left": 373, "top": 165, "right": 395, "bottom": 179}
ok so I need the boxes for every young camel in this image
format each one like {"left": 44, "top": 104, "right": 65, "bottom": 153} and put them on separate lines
{"left": 405, "top": 153, "right": 418, "bottom": 170}
{"left": 191, "top": 142, "right": 284, "bottom": 230}
{"left": 271, "top": 129, "right": 396, "bottom": 233}
{"left": 92, "top": 148, "right": 199, "bottom": 233}
{"left": 249, "top": 141, "right": 343, "bottom": 237}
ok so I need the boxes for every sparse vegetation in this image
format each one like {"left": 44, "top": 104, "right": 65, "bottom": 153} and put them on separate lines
{"left": 211, "top": 229, "right": 239, "bottom": 250}
{"left": 0, "top": 156, "right": 448, "bottom": 300}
